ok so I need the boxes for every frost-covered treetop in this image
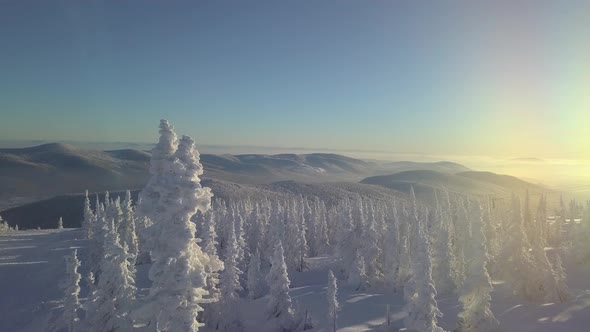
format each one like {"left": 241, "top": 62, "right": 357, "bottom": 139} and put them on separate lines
{"left": 176, "top": 135, "right": 204, "bottom": 177}
{"left": 173, "top": 134, "right": 213, "bottom": 217}
{"left": 153, "top": 119, "right": 178, "bottom": 162}
{"left": 137, "top": 119, "right": 178, "bottom": 217}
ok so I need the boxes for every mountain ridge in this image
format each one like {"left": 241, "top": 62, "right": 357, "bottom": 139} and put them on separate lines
{"left": 0, "top": 143, "right": 470, "bottom": 200}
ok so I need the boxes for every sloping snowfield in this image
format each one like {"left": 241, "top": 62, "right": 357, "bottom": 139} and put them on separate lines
{"left": 2, "top": 229, "right": 590, "bottom": 332}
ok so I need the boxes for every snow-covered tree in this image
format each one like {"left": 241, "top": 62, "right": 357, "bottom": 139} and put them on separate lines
{"left": 134, "top": 126, "right": 215, "bottom": 332}
{"left": 135, "top": 119, "right": 178, "bottom": 264}
{"left": 397, "top": 201, "right": 414, "bottom": 288}
{"left": 550, "top": 196, "right": 567, "bottom": 247}
{"left": 383, "top": 201, "right": 401, "bottom": 291}
{"left": 235, "top": 213, "right": 247, "bottom": 273}
{"left": 266, "top": 241, "right": 297, "bottom": 331}
{"left": 403, "top": 208, "right": 445, "bottom": 332}
{"left": 327, "top": 270, "right": 339, "bottom": 332}
{"left": 201, "top": 211, "right": 224, "bottom": 304}
{"left": 522, "top": 190, "right": 534, "bottom": 244}
{"left": 574, "top": 199, "right": 590, "bottom": 263}
{"left": 449, "top": 196, "right": 468, "bottom": 290}
{"left": 82, "top": 191, "right": 95, "bottom": 239}
{"left": 536, "top": 195, "right": 549, "bottom": 246}
{"left": 283, "top": 199, "right": 308, "bottom": 272}
{"left": 456, "top": 203, "right": 499, "bottom": 332}
{"left": 118, "top": 190, "right": 138, "bottom": 264}
{"left": 60, "top": 250, "right": 81, "bottom": 332}
{"left": 503, "top": 194, "right": 539, "bottom": 301}
{"left": 246, "top": 203, "right": 265, "bottom": 259}
{"left": 199, "top": 212, "right": 224, "bottom": 328}
{"left": 526, "top": 195, "right": 571, "bottom": 303}
{"left": 247, "top": 249, "right": 264, "bottom": 299}
{"left": 337, "top": 199, "right": 357, "bottom": 278}
{"left": 314, "top": 199, "right": 330, "bottom": 255}
{"left": 217, "top": 219, "right": 243, "bottom": 331}
{"left": 294, "top": 210, "right": 309, "bottom": 272}
{"left": 348, "top": 249, "right": 368, "bottom": 291}
{"left": 108, "top": 197, "right": 123, "bottom": 231}
{"left": 265, "top": 199, "right": 285, "bottom": 263}
{"left": 361, "top": 201, "right": 383, "bottom": 284}
{"left": 0, "top": 215, "right": 8, "bottom": 232}
{"left": 547, "top": 251, "right": 571, "bottom": 303}
{"left": 430, "top": 191, "right": 455, "bottom": 296}
{"left": 482, "top": 199, "right": 500, "bottom": 277}
{"left": 88, "top": 204, "right": 107, "bottom": 281}
{"left": 86, "top": 222, "right": 135, "bottom": 332}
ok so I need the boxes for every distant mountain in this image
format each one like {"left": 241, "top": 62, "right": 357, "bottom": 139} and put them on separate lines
{"left": 0, "top": 143, "right": 151, "bottom": 200}
{"left": 378, "top": 160, "right": 470, "bottom": 174}
{"left": 0, "top": 143, "right": 470, "bottom": 200}
{"left": 360, "top": 169, "right": 545, "bottom": 200}
{"left": 456, "top": 171, "right": 546, "bottom": 191}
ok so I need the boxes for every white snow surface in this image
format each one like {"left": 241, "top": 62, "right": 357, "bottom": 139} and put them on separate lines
{"left": 3, "top": 229, "right": 590, "bottom": 331}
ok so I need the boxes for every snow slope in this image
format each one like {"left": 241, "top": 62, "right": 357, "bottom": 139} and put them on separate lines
{"left": 0, "top": 229, "right": 86, "bottom": 332}
{"left": 2, "top": 229, "right": 590, "bottom": 332}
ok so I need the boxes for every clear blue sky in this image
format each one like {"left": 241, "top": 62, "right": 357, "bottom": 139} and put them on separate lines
{"left": 1, "top": 0, "right": 589, "bottom": 158}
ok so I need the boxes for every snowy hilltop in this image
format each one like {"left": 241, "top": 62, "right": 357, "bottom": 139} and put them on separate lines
{"left": 1, "top": 120, "right": 590, "bottom": 332}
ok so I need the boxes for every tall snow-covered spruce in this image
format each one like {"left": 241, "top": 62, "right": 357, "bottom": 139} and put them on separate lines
{"left": 247, "top": 249, "right": 263, "bottom": 299}
{"left": 503, "top": 194, "right": 538, "bottom": 301}
{"left": 217, "top": 219, "right": 244, "bottom": 331}
{"left": 82, "top": 190, "right": 95, "bottom": 239}
{"left": 327, "top": 270, "right": 339, "bottom": 332}
{"left": 456, "top": 202, "right": 498, "bottom": 332}
{"left": 431, "top": 191, "right": 455, "bottom": 296}
{"left": 118, "top": 190, "right": 139, "bottom": 265}
{"left": 135, "top": 121, "right": 217, "bottom": 332}
{"left": 135, "top": 119, "right": 178, "bottom": 264}
{"left": 60, "top": 250, "right": 81, "bottom": 332}
{"left": 266, "top": 240, "right": 298, "bottom": 331}
{"left": 403, "top": 208, "right": 446, "bottom": 332}
{"left": 86, "top": 222, "right": 136, "bottom": 332}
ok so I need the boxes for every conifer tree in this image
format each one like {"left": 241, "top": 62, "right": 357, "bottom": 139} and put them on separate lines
{"left": 327, "top": 270, "right": 339, "bottom": 332}
{"left": 348, "top": 250, "right": 368, "bottom": 291}
{"left": 314, "top": 199, "right": 330, "bottom": 255}
{"left": 403, "top": 209, "right": 445, "bottom": 332}
{"left": 504, "top": 194, "right": 539, "bottom": 301}
{"left": 246, "top": 203, "right": 264, "bottom": 258}
{"left": 201, "top": 211, "right": 224, "bottom": 303}
{"left": 118, "top": 190, "right": 138, "bottom": 264}
{"left": 362, "top": 201, "right": 383, "bottom": 284}
{"left": 82, "top": 190, "right": 95, "bottom": 239}
{"left": 135, "top": 119, "right": 178, "bottom": 264}
{"left": 247, "top": 249, "right": 264, "bottom": 299}
{"left": 217, "top": 219, "right": 243, "bottom": 331}
{"left": 266, "top": 241, "right": 297, "bottom": 331}
{"left": 135, "top": 126, "right": 215, "bottom": 332}
{"left": 456, "top": 203, "right": 498, "bottom": 332}
{"left": 384, "top": 202, "right": 401, "bottom": 291}
{"left": 431, "top": 191, "right": 455, "bottom": 295}
{"left": 61, "top": 250, "right": 81, "bottom": 332}
{"left": 294, "top": 210, "right": 309, "bottom": 272}
{"left": 547, "top": 252, "right": 572, "bottom": 303}
{"left": 86, "top": 222, "right": 135, "bottom": 332}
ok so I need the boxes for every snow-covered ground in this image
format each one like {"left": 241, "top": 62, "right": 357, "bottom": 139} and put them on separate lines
{"left": 0, "top": 229, "right": 86, "bottom": 331}
{"left": 2, "top": 229, "right": 590, "bottom": 332}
